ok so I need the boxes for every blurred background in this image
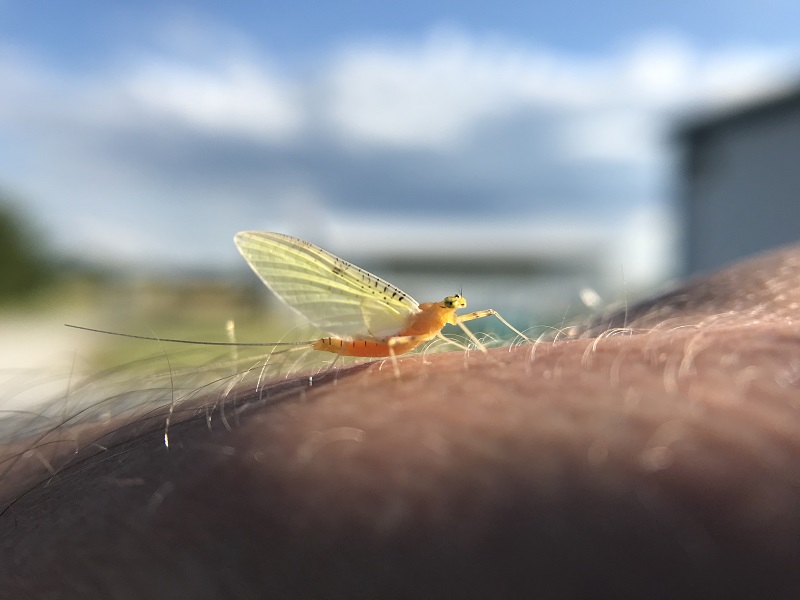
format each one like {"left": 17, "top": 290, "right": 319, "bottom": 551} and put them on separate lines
{"left": 2, "top": 0, "right": 800, "bottom": 380}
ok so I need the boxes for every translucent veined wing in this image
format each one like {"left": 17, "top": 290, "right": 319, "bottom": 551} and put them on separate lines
{"left": 234, "top": 231, "right": 420, "bottom": 339}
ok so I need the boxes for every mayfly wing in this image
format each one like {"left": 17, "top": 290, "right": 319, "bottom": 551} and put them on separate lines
{"left": 234, "top": 231, "right": 420, "bottom": 339}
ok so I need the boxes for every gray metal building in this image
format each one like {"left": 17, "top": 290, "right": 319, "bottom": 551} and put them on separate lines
{"left": 680, "top": 87, "right": 800, "bottom": 275}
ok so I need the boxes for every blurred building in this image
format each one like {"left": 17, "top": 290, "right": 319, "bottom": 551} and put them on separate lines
{"left": 680, "top": 86, "right": 800, "bottom": 275}
{"left": 316, "top": 220, "right": 617, "bottom": 327}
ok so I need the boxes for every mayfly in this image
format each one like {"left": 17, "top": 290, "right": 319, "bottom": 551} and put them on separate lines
{"left": 233, "top": 231, "right": 530, "bottom": 371}
{"left": 67, "top": 232, "right": 530, "bottom": 375}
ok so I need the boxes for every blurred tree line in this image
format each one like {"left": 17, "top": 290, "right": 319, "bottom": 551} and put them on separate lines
{"left": 0, "top": 198, "right": 54, "bottom": 303}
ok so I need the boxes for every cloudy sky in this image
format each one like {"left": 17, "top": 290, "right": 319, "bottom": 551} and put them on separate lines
{"left": 1, "top": 0, "right": 799, "bottom": 285}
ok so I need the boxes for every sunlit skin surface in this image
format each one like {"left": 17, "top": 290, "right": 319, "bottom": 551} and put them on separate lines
{"left": 4, "top": 244, "right": 800, "bottom": 597}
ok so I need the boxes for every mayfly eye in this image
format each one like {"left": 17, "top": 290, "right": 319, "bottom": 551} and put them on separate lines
{"left": 443, "top": 295, "right": 463, "bottom": 309}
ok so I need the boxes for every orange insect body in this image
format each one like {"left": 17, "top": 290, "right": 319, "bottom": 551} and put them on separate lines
{"left": 312, "top": 299, "right": 463, "bottom": 357}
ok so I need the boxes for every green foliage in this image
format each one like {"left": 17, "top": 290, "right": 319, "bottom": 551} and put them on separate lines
{"left": 0, "top": 202, "right": 54, "bottom": 302}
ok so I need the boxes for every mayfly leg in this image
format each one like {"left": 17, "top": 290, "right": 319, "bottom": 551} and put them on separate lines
{"left": 455, "top": 309, "right": 533, "bottom": 351}
{"left": 385, "top": 334, "right": 438, "bottom": 378}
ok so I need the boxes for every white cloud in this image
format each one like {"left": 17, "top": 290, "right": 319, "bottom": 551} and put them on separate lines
{"left": 559, "top": 110, "right": 657, "bottom": 163}
{"left": 0, "top": 27, "right": 798, "bottom": 275}
{"left": 323, "top": 30, "right": 620, "bottom": 149}
{"left": 323, "top": 32, "right": 538, "bottom": 148}
{"left": 323, "top": 30, "right": 800, "bottom": 155}
{"left": 122, "top": 59, "right": 304, "bottom": 142}
{"left": 2, "top": 30, "right": 796, "bottom": 155}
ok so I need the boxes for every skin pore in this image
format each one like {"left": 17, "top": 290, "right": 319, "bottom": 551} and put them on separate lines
{"left": 3, "top": 243, "right": 800, "bottom": 598}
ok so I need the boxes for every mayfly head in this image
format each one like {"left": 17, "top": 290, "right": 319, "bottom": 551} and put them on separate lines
{"left": 442, "top": 294, "right": 467, "bottom": 310}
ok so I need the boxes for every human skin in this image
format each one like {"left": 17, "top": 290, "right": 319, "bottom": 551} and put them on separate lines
{"left": 3, "top": 244, "right": 800, "bottom": 598}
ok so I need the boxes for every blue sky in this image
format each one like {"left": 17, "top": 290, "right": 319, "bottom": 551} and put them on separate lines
{"left": 1, "top": 1, "right": 799, "bottom": 288}
{"left": 4, "top": 0, "right": 800, "bottom": 61}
